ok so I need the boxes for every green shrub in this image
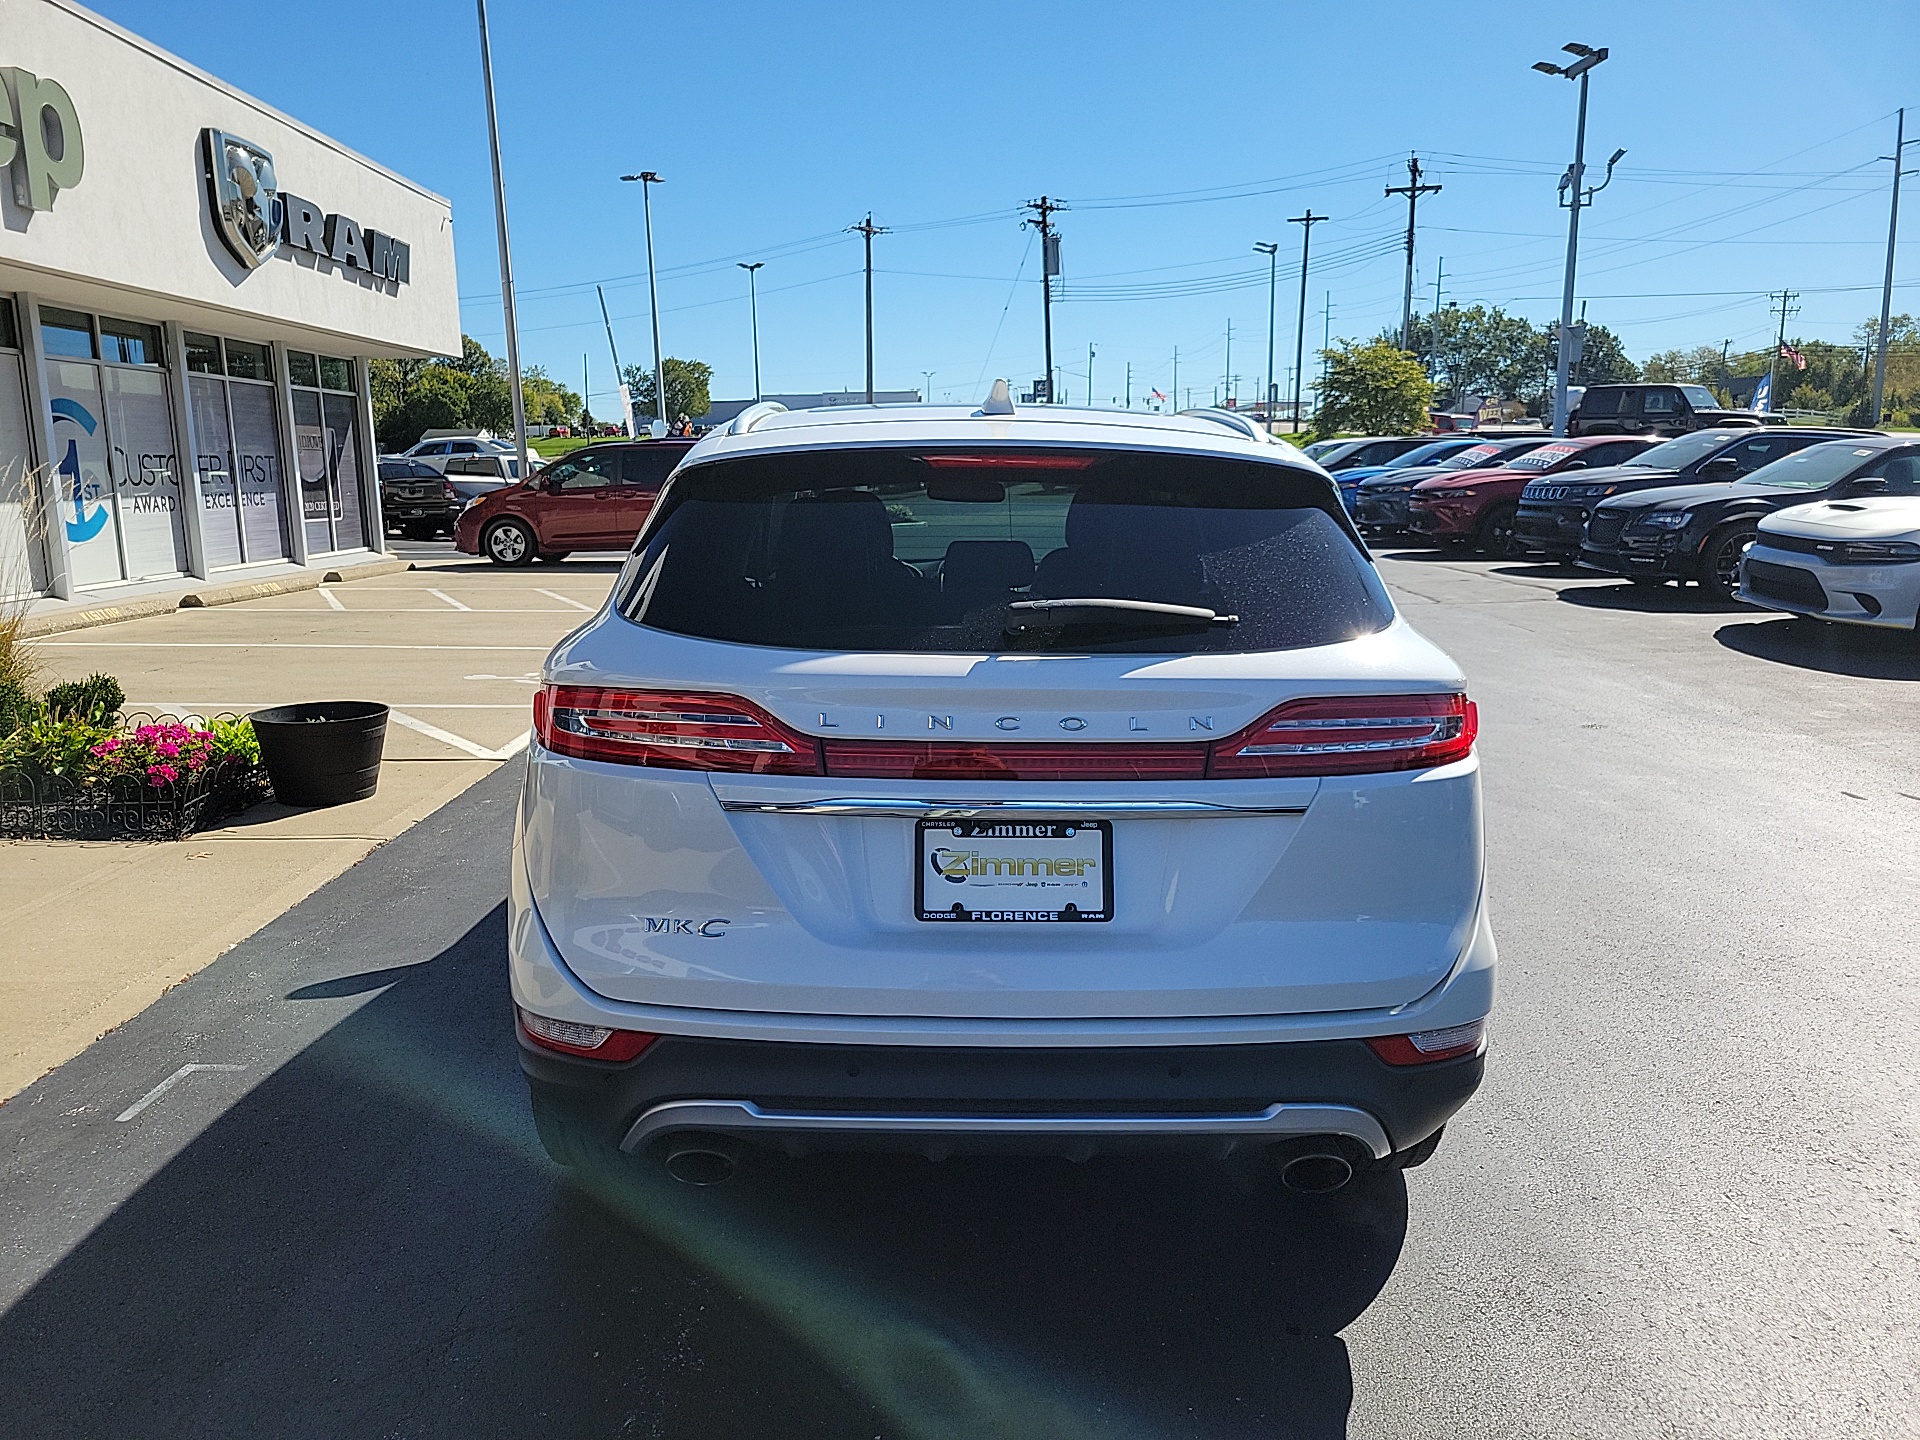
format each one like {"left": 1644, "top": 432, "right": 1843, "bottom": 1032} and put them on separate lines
{"left": 0, "top": 712, "right": 115, "bottom": 779}
{"left": 44, "top": 672, "right": 126, "bottom": 723}
{"left": 0, "top": 675, "right": 32, "bottom": 738}
{"left": 207, "top": 716, "right": 260, "bottom": 765}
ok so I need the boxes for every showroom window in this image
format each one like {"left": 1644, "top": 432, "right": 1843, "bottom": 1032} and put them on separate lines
{"left": 289, "top": 350, "right": 368, "bottom": 554}
{"left": 40, "top": 306, "right": 188, "bottom": 587}
{"left": 185, "top": 333, "right": 290, "bottom": 568}
{"left": 1, "top": 298, "right": 48, "bottom": 600}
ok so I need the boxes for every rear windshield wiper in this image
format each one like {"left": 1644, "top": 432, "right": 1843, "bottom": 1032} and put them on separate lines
{"left": 1004, "top": 598, "right": 1239, "bottom": 632}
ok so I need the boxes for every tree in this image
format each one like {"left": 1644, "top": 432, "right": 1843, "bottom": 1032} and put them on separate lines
{"left": 518, "top": 366, "right": 581, "bottom": 428}
{"left": 1565, "top": 322, "right": 1637, "bottom": 388}
{"left": 1398, "top": 305, "right": 1548, "bottom": 409}
{"left": 1315, "top": 341, "right": 1433, "bottom": 436}
{"left": 625, "top": 358, "right": 713, "bottom": 425}
{"left": 368, "top": 336, "right": 579, "bottom": 449}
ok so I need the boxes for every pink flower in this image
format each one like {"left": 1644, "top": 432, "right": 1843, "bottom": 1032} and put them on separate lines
{"left": 146, "top": 763, "right": 180, "bottom": 786}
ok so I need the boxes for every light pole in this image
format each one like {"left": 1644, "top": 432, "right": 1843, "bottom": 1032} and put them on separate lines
{"left": 619, "top": 171, "right": 669, "bottom": 433}
{"left": 921, "top": 370, "right": 935, "bottom": 404}
{"left": 1870, "top": 108, "right": 1914, "bottom": 425}
{"left": 1255, "top": 242, "right": 1278, "bottom": 427}
{"left": 1533, "top": 43, "right": 1624, "bottom": 435}
{"left": 738, "top": 262, "right": 764, "bottom": 403}
{"left": 474, "top": 0, "right": 528, "bottom": 476}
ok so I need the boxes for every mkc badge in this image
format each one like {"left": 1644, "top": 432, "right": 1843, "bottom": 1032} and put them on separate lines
{"left": 204, "top": 130, "right": 280, "bottom": 269}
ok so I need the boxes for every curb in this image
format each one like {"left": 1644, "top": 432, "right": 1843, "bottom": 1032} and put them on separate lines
{"left": 19, "top": 558, "right": 414, "bottom": 637}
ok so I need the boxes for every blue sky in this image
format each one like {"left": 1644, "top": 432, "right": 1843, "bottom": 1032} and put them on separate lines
{"left": 98, "top": 0, "right": 1920, "bottom": 412}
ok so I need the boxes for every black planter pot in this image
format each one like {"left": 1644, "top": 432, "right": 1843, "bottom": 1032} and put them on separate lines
{"left": 250, "top": 701, "right": 390, "bottom": 807}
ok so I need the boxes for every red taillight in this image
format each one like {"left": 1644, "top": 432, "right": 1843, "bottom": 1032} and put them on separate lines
{"left": 533, "top": 686, "right": 822, "bottom": 772}
{"left": 517, "top": 1008, "right": 657, "bottom": 1061}
{"left": 821, "top": 740, "right": 1204, "bottom": 781}
{"left": 920, "top": 453, "right": 1099, "bottom": 469}
{"left": 1365, "top": 1019, "right": 1486, "bottom": 1066}
{"left": 1207, "top": 693, "right": 1477, "bottom": 778}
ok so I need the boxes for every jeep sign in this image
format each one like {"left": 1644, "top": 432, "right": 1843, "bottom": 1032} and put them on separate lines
{"left": 0, "top": 66, "right": 84, "bottom": 212}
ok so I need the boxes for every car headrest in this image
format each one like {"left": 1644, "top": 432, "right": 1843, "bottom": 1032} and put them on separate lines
{"left": 941, "top": 539, "right": 1034, "bottom": 593}
{"left": 771, "top": 490, "right": 894, "bottom": 579}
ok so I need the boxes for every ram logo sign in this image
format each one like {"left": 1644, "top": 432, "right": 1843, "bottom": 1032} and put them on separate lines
{"left": 204, "top": 130, "right": 280, "bottom": 268}
{"left": 1, "top": 66, "right": 84, "bottom": 212}
{"left": 200, "top": 127, "right": 410, "bottom": 286}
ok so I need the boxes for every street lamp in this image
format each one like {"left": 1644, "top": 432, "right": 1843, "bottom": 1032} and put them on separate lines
{"left": 619, "top": 171, "right": 669, "bottom": 434}
{"left": 737, "top": 261, "right": 764, "bottom": 403}
{"left": 921, "top": 370, "right": 935, "bottom": 404}
{"left": 1254, "top": 242, "right": 1279, "bottom": 428}
{"left": 1533, "top": 43, "right": 1624, "bottom": 436}
{"left": 474, "top": 0, "right": 528, "bottom": 476}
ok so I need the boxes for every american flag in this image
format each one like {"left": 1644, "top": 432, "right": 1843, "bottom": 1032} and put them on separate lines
{"left": 1779, "top": 344, "right": 1807, "bottom": 370}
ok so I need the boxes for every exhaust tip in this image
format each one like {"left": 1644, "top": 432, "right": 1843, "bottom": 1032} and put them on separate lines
{"left": 1279, "top": 1152, "right": 1354, "bottom": 1193}
{"left": 661, "top": 1132, "right": 743, "bottom": 1186}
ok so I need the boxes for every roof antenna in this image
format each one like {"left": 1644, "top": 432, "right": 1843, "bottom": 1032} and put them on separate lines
{"left": 978, "top": 378, "right": 1015, "bottom": 416}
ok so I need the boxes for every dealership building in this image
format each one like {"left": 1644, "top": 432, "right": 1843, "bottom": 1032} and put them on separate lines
{"left": 0, "top": 0, "right": 459, "bottom": 603}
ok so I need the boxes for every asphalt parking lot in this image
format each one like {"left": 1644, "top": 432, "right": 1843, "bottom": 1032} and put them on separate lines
{"left": 2, "top": 548, "right": 1916, "bottom": 1438}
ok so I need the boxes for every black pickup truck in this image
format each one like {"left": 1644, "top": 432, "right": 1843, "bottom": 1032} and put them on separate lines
{"left": 1569, "top": 383, "right": 1764, "bottom": 438}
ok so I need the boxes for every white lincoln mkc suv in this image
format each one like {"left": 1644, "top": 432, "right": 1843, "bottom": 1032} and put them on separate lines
{"left": 510, "top": 385, "right": 1494, "bottom": 1192}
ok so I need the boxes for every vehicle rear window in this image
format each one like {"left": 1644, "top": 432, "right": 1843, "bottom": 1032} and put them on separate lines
{"left": 617, "top": 448, "right": 1393, "bottom": 655}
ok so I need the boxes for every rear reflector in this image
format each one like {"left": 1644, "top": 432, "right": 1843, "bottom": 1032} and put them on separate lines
{"left": 1365, "top": 1019, "right": 1486, "bottom": 1066}
{"left": 535, "top": 686, "right": 821, "bottom": 772}
{"left": 518, "top": 1008, "right": 657, "bottom": 1061}
{"left": 1207, "top": 693, "right": 1476, "bottom": 778}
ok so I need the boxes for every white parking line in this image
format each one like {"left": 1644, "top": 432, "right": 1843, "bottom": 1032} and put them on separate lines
{"left": 388, "top": 710, "right": 531, "bottom": 761}
{"left": 317, "top": 586, "right": 346, "bottom": 611}
{"left": 116, "top": 1063, "right": 247, "bottom": 1122}
{"left": 536, "top": 588, "right": 595, "bottom": 612}
{"left": 426, "top": 588, "right": 472, "bottom": 611}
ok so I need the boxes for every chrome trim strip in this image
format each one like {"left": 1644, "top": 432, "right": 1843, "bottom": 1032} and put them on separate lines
{"left": 716, "top": 798, "right": 1308, "bottom": 817}
{"left": 621, "top": 1099, "right": 1391, "bottom": 1158}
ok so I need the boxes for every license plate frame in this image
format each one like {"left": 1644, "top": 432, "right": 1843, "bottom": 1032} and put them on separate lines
{"left": 914, "top": 818, "right": 1113, "bottom": 923}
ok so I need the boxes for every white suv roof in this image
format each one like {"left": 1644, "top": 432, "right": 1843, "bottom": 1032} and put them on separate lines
{"left": 680, "top": 398, "right": 1313, "bottom": 469}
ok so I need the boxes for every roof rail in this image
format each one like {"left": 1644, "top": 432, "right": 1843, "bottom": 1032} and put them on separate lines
{"left": 1176, "top": 408, "right": 1275, "bottom": 444}
{"left": 729, "top": 401, "right": 789, "bottom": 436}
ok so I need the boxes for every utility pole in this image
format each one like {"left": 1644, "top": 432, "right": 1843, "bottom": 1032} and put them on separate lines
{"left": 851, "top": 214, "right": 886, "bottom": 404}
{"left": 475, "top": 0, "right": 528, "bottom": 475}
{"left": 1125, "top": 361, "right": 1132, "bottom": 409}
{"left": 1255, "top": 241, "right": 1279, "bottom": 425}
{"left": 582, "top": 351, "right": 588, "bottom": 424}
{"left": 1223, "top": 320, "right": 1232, "bottom": 407}
{"left": 1289, "top": 210, "right": 1327, "bottom": 434}
{"left": 1766, "top": 289, "right": 1799, "bottom": 415}
{"left": 1172, "top": 346, "right": 1179, "bottom": 413}
{"left": 1534, "top": 43, "right": 1622, "bottom": 436}
{"left": 1087, "top": 342, "right": 1096, "bottom": 407}
{"left": 738, "top": 262, "right": 764, "bottom": 403}
{"left": 1023, "top": 196, "right": 1064, "bottom": 401}
{"left": 1431, "top": 257, "right": 1445, "bottom": 394}
{"left": 1386, "top": 154, "right": 1441, "bottom": 352}
{"left": 595, "top": 282, "right": 624, "bottom": 399}
{"left": 1871, "top": 107, "right": 1913, "bottom": 426}
{"left": 1720, "top": 338, "right": 1732, "bottom": 397}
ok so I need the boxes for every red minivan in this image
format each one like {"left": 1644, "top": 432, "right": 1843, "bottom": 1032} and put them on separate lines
{"left": 1406, "top": 435, "right": 1658, "bottom": 555}
{"left": 453, "top": 441, "right": 695, "bottom": 565}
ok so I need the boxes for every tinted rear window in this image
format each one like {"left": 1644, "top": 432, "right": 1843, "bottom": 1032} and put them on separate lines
{"left": 617, "top": 448, "right": 1393, "bottom": 654}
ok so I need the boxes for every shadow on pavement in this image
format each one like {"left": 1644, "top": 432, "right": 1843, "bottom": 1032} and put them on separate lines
{"left": 1715, "top": 616, "right": 1920, "bottom": 679}
{"left": 1556, "top": 581, "right": 1745, "bottom": 614}
{"left": 405, "top": 559, "right": 626, "bottom": 576}
{"left": 0, "top": 902, "right": 1405, "bottom": 1439}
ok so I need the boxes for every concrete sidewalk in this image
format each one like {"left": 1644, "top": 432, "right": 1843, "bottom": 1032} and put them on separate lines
{"left": 18, "top": 553, "right": 411, "bottom": 637}
{"left": 1, "top": 557, "right": 620, "bottom": 1099}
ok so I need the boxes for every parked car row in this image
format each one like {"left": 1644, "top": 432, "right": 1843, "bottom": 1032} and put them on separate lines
{"left": 1317, "top": 426, "right": 1920, "bottom": 625}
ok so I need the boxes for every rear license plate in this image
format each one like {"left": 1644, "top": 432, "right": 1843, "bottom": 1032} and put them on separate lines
{"left": 915, "top": 819, "right": 1112, "bottom": 922}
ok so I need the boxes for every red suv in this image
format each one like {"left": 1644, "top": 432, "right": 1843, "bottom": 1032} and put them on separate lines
{"left": 1406, "top": 435, "right": 1658, "bottom": 555}
{"left": 453, "top": 441, "right": 694, "bottom": 565}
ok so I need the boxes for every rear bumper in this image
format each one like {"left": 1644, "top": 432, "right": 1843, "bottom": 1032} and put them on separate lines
{"left": 519, "top": 1028, "right": 1484, "bottom": 1159}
